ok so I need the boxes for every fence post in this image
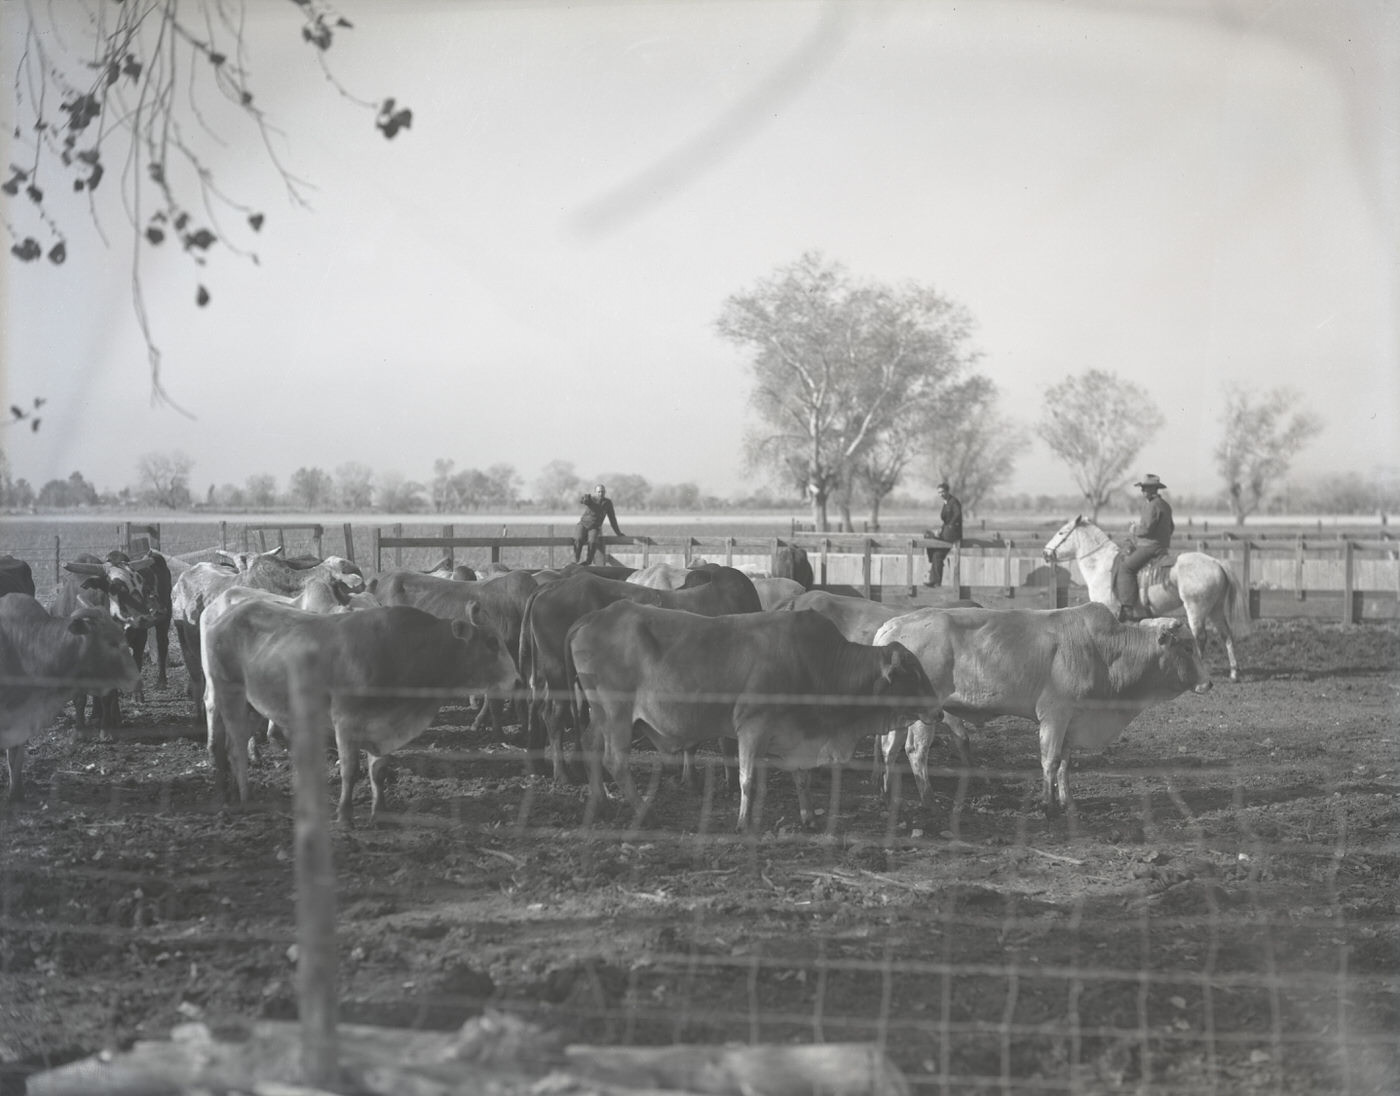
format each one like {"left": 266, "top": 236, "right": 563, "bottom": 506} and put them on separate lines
{"left": 287, "top": 662, "right": 341, "bottom": 1087}
{"left": 548, "top": 524, "right": 556, "bottom": 568}
{"left": 724, "top": 537, "right": 735, "bottom": 567}
{"left": 220, "top": 521, "right": 228, "bottom": 551}
{"left": 861, "top": 539, "right": 873, "bottom": 600}
{"left": 1239, "top": 540, "right": 1253, "bottom": 619}
{"left": 908, "top": 539, "right": 917, "bottom": 597}
{"left": 441, "top": 525, "right": 454, "bottom": 568}
{"left": 393, "top": 524, "right": 404, "bottom": 569}
{"left": 312, "top": 525, "right": 323, "bottom": 560}
{"left": 1342, "top": 540, "right": 1356, "bottom": 625}
{"left": 342, "top": 523, "right": 355, "bottom": 563}
{"left": 1003, "top": 540, "right": 1013, "bottom": 598}
{"left": 372, "top": 528, "right": 382, "bottom": 573}
{"left": 53, "top": 535, "right": 60, "bottom": 587}
{"left": 1295, "top": 536, "right": 1306, "bottom": 600}
{"left": 951, "top": 540, "right": 962, "bottom": 595}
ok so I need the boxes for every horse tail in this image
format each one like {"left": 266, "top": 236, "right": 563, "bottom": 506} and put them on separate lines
{"left": 1219, "top": 559, "right": 1253, "bottom": 638}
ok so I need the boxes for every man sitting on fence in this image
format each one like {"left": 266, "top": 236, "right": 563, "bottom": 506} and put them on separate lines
{"left": 1119, "top": 473, "right": 1174, "bottom": 621}
{"left": 573, "top": 484, "right": 625, "bottom": 566}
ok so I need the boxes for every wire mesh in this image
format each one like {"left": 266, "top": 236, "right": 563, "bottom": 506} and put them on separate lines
{"left": 1, "top": 567, "right": 1396, "bottom": 1094}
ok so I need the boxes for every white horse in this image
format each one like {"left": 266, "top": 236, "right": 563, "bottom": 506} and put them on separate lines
{"left": 1043, "top": 515, "right": 1251, "bottom": 682}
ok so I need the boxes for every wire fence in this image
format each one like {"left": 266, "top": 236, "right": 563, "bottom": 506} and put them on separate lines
{"left": 3, "top": 609, "right": 1396, "bottom": 1095}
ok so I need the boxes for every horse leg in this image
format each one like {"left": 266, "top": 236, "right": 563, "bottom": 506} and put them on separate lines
{"left": 1210, "top": 606, "right": 1241, "bottom": 683}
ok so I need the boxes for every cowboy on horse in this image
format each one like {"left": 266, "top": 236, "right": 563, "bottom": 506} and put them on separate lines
{"left": 1118, "top": 473, "right": 1174, "bottom": 621}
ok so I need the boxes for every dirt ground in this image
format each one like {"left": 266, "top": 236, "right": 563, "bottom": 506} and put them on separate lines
{"left": 2, "top": 617, "right": 1397, "bottom": 1095}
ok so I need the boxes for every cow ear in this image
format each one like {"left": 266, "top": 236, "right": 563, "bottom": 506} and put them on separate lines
{"left": 67, "top": 617, "right": 91, "bottom": 635}
{"left": 1155, "top": 620, "right": 1181, "bottom": 645}
{"left": 81, "top": 577, "right": 107, "bottom": 592}
{"left": 129, "top": 557, "right": 155, "bottom": 572}
{"left": 464, "top": 602, "right": 484, "bottom": 628}
{"left": 450, "top": 619, "right": 471, "bottom": 641}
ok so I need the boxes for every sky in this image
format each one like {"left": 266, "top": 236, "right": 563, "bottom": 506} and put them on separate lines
{"left": 2, "top": 0, "right": 1396, "bottom": 507}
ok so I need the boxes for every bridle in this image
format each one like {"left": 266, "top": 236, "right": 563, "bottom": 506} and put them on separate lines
{"left": 1044, "top": 517, "right": 1115, "bottom": 564}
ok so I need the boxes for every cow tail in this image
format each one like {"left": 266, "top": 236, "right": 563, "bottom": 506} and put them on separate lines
{"left": 563, "top": 627, "right": 587, "bottom": 735}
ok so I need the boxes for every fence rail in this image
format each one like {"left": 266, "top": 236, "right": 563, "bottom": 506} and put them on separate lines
{"left": 4, "top": 521, "right": 1397, "bottom": 622}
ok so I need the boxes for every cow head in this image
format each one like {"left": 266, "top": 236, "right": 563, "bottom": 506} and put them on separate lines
{"left": 1141, "top": 617, "right": 1213, "bottom": 695}
{"left": 321, "top": 556, "right": 366, "bottom": 593}
{"left": 64, "top": 557, "right": 158, "bottom": 630}
{"left": 877, "top": 641, "right": 945, "bottom": 725}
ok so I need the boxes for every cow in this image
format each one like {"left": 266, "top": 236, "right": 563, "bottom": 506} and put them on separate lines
{"left": 773, "top": 544, "right": 814, "bottom": 589}
{"left": 626, "top": 561, "right": 699, "bottom": 590}
{"left": 0, "top": 555, "right": 35, "bottom": 598}
{"left": 107, "top": 549, "right": 173, "bottom": 700}
{"left": 370, "top": 569, "right": 539, "bottom": 738}
{"left": 172, "top": 548, "right": 366, "bottom": 719}
{"left": 872, "top": 603, "right": 1212, "bottom": 817}
{"left": 202, "top": 601, "right": 519, "bottom": 825}
{"left": 51, "top": 553, "right": 160, "bottom": 734}
{"left": 1, "top": 594, "right": 140, "bottom": 800}
{"left": 750, "top": 577, "right": 806, "bottom": 610}
{"left": 518, "top": 567, "right": 762, "bottom": 783}
{"left": 776, "top": 589, "right": 906, "bottom": 643}
{"left": 565, "top": 602, "right": 943, "bottom": 830}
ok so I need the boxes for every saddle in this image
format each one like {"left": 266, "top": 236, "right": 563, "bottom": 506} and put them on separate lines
{"left": 1111, "top": 550, "right": 1177, "bottom": 612}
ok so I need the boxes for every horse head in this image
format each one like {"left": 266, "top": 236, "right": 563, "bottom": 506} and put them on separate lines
{"left": 1043, "top": 515, "right": 1085, "bottom": 562}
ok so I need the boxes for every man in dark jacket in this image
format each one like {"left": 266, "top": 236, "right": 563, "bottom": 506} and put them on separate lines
{"left": 924, "top": 481, "right": 963, "bottom": 587}
{"left": 573, "top": 483, "right": 625, "bottom": 565}
{"left": 1117, "top": 473, "right": 1175, "bottom": 621}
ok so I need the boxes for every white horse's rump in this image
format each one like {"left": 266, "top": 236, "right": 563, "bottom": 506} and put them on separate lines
{"left": 1043, "top": 515, "right": 1251, "bottom": 682}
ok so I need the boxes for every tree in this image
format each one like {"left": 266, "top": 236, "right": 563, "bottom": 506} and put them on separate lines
{"left": 376, "top": 470, "right": 425, "bottom": 512}
{"left": 244, "top": 474, "right": 278, "bottom": 509}
{"left": 38, "top": 471, "right": 99, "bottom": 509}
{"left": 288, "top": 466, "right": 333, "bottom": 510}
{"left": 1214, "top": 385, "right": 1323, "bottom": 525}
{"left": 430, "top": 459, "right": 460, "bottom": 512}
{"left": 534, "top": 460, "right": 582, "bottom": 506}
{"left": 335, "top": 462, "right": 375, "bottom": 510}
{"left": 483, "top": 464, "right": 522, "bottom": 508}
{"left": 718, "top": 252, "right": 980, "bottom": 530}
{"left": 136, "top": 450, "right": 195, "bottom": 508}
{"left": 4, "top": 3, "right": 411, "bottom": 406}
{"left": 1036, "top": 370, "right": 1164, "bottom": 520}
{"left": 925, "top": 381, "right": 1026, "bottom": 514}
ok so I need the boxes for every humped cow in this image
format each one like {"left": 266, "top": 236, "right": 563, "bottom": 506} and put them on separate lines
{"left": 172, "top": 548, "right": 365, "bottom": 719}
{"left": 1, "top": 594, "right": 140, "bottom": 799}
{"left": 370, "top": 569, "right": 538, "bottom": 739}
{"left": 0, "top": 555, "right": 36, "bottom": 598}
{"left": 566, "top": 602, "right": 943, "bottom": 829}
{"left": 51, "top": 553, "right": 161, "bottom": 734}
{"left": 518, "top": 567, "right": 762, "bottom": 783}
{"left": 106, "top": 549, "right": 173, "bottom": 700}
{"left": 202, "top": 601, "right": 518, "bottom": 825}
{"left": 872, "top": 602, "right": 1211, "bottom": 817}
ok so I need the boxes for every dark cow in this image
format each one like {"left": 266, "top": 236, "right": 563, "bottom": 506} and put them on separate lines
{"left": 370, "top": 569, "right": 539, "bottom": 737}
{"left": 0, "top": 555, "right": 35, "bottom": 598}
{"left": 107, "top": 550, "right": 173, "bottom": 699}
{"left": 776, "top": 590, "right": 906, "bottom": 643}
{"left": 873, "top": 603, "right": 1212, "bottom": 816}
{"left": 172, "top": 548, "right": 365, "bottom": 719}
{"left": 203, "top": 601, "right": 518, "bottom": 825}
{"left": 559, "top": 563, "right": 636, "bottom": 581}
{"left": 51, "top": 553, "right": 160, "bottom": 734}
{"left": 566, "top": 602, "right": 942, "bottom": 829}
{"left": 518, "top": 567, "right": 762, "bottom": 782}
{"left": 773, "top": 545, "right": 814, "bottom": 589}
{"left": 1, "top": 594, "right": 140, "bottom": 799}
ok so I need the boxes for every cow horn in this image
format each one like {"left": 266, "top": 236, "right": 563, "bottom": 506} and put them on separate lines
{"left": 64, "top": 562, "right": 106, "bottom": 577}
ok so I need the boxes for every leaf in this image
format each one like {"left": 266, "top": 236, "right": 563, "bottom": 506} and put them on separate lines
{"left": 48, "top": 241, "right": 66, "bottom": 264}
{"left": 196, "top": 285, "right": 210, "bottom": 307}
{"left": 145, "top": 226, "right": 165, "bottom": 245}
{"left": 248, "top": 212, "right": 264, "bottom": 231}
{"left": 0, "top": 178, "right": 19, "bottom": 197}
{"left": 10, "top": 406, "right": 22, "bottom": 419}
{"left": 10, "top": 238, "right": 41, "bottom": 261}
{"left": 31, "top": 419, "right": 40, "bottom": 432}
{"left": 184, "top": 228, "right": 216, "bottom": 250}
{"left": 208, "top": 51, "right": 226, "bottom": 67}
{"left": 240, "top": 90, "right": 254, "bottom": 106}
{"left": 25, "top": 184, "right": 43, "bottom": 203}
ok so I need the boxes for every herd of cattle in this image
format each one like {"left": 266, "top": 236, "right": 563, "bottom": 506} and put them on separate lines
{"left": 0, "top": 541, "right": 1214, "bottom": 830}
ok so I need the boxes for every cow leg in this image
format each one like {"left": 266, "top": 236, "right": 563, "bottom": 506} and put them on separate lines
{"left": 127, "top": 629, "right": 148, "bottom": 703}
{"left": 905, "top": 720, "right": 935, "bottom": 805}
{"left": 71, "top": 690, "right": 90, "bottom": 736}
{"left": 154, "top": 622, "right": 170, "bottom": 690}
{"left": 4, "top": 743, "right": 24, "bottom": 801}
{"left": 335, "top": 732, "right": 361, "bottom": 828}
{"left": 734, "top": 732, "right": 767, "bottom": 831}
{"left": 98, "top": 691, "right": 122, "bottom": 740}
{"left": 176, "top": 622, "right": 206, "bottom": 721}
{"left": 366, "top": 752, "right": 392, "bottom": 824}
{"left": 879, "top": 726, "right": 905, "bottom": 797}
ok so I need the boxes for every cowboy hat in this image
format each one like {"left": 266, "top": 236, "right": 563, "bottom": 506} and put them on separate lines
{"left": 1134, "top": 474, "right": 1167, "bottom": 490}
